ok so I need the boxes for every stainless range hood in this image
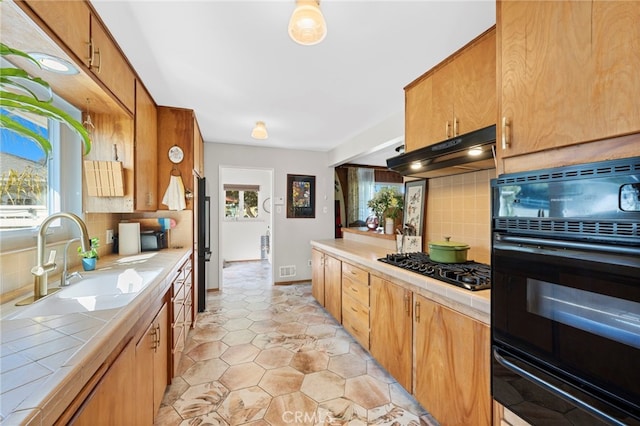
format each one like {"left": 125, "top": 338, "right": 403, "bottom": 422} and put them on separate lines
{"left": 387, "top": 125, "right": 496, "bottom": 178}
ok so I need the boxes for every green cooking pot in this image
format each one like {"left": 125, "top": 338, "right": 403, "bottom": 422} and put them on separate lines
{"left": 428, "top": 237, "right": 469, "bottom": 263}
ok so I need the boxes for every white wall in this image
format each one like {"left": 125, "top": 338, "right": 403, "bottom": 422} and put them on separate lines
{"left": 204, "top": 143, "right": 334, "bottom": 289}
{"left": 220, "top": 167, "right": 272, "bottom": 262}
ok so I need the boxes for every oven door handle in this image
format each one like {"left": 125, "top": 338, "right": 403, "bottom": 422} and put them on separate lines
{"left": 493, "top": 348, "right": 627, "bottom": 426}
{"left": 496, "top": 234, "right": 640, "bottom": 257}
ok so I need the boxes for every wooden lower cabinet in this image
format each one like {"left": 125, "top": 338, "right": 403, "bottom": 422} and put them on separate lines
{"left": 414, "top": 294, "right": 491, "bottom": 426}
{"left": 135, "top": 303, "right": 169, "bottom": 425}
{"left": 324, "top": 255, "right": 342, "bottom": 322}
{"left": 369, "top": 275, "right": 412, "bottom": 390}
{"left": 171, "top": 257, "right": 193, "bottom": 376}
{"left": 72, "top": 339, "right": 135, "bottom": 425}
{"left": 311, "top": 248, "right": 325, "bottom": 306}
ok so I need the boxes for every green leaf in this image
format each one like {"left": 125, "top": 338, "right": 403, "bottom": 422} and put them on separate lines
{"left": 0, "top": 43, "right": 40, "bottom": 69}
{"left": 0, "top": 114, "right": 52, "bottom": 155}
{"left": 1, "top": 91, "right": 91, "bottom": 155}
{"left": 0, "top": 67, "right": 53, "bottom": 102}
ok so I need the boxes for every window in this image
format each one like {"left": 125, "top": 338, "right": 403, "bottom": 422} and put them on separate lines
{"left": 0, "top": 109, "right": 50, "bottom": 228}
{"left": 0, "top": 95, "right": 82, "bottom": 250}
{"left": 224, "top": 184, "right": 259, "bottom": 219}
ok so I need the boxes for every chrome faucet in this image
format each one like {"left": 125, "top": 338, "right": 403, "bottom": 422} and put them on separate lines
{"left": 19, "top": 212, "right": 91, "bottom": 305}
{"left": 61, "top": 237, "right": 82, "bottom": 286}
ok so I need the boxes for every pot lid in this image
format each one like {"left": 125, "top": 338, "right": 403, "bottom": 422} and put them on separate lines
{"left": 428, "top": 236, "right": 469, "bottom": 249}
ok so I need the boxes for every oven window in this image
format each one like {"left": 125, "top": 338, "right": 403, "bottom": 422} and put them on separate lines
{"left": 527, "top": 279, "right": 640, "bottom": 350}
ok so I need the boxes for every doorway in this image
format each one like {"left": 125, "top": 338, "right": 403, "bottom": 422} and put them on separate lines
{"left": 218, "top": 166, "right": 274, "bottom": 290}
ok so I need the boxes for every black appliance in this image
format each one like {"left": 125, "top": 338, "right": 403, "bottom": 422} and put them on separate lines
{"left": 140, "top": 230, "right": 167, "bottom": 251}
{"left": 378, "top": 252, "right": 491, "bottom": 291}
{"left": 197, "top": 176, "right": 211, "bottom": 312}
{"left": 491, "top": 157, "right": 640, "bottom": 425}
{"left": 386, "top": 125, "right": 496, "bottom": 178}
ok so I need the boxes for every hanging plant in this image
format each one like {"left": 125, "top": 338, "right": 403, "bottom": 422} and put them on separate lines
{"left": 0, "top": 43, "right": 91, "bottom": 158}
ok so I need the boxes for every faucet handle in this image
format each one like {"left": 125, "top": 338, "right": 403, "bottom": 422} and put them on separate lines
{"left": 48, "top": 250, "right": 57, "bottom": 264}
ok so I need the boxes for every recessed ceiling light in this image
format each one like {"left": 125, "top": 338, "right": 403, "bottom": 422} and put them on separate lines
{"left": 28, "top": 52, "right": 78, "bottom": 75}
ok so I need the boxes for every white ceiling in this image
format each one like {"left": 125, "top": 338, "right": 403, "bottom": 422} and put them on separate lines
{"left": 90, "top": 0, "right": 495, "bottom": 166}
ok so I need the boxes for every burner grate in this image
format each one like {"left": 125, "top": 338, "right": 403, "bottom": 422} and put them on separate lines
{"left": 378, "top": 252, "right": 491, "bottom": 291}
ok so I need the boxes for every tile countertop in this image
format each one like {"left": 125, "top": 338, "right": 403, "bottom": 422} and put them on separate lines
{"left": 0, "top": 248, "right": 192, "bottom": 425}
{"left": 311, "top": 239, "right": 490, "bottom": 325}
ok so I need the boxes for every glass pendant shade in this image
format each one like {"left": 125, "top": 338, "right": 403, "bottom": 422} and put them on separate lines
{"left": 251, "top": 121, "right": 268, "bottom": 140}
{"left": 288, "top": 0, "right": 327, "bottom": 46}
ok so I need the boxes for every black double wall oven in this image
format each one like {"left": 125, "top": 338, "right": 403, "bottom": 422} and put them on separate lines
{"left": 491, "top": 157, "right": 640, "bottom": 425}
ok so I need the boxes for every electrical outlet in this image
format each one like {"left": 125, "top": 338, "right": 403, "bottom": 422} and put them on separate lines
{"left": 307, "top": 259, "right": 312, "bottom": 267}
{"left": 106, "top": 229, "right": 114, "bottom": 244}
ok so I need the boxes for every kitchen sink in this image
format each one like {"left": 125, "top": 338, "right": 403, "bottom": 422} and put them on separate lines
{"left": 5, "top": 268, "right": 162, "bottom": 320}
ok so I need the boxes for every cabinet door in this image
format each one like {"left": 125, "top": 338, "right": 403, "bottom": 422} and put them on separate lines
{"left": 405, "top": 76, "right": 435, "bottom": 153}
{"left": 73, "top": 339, "right": 135, "bottom": 425}
{"left": 454, "top": 28, "right": 496, "bottom": 136}
{"left": 324, "top": 255, "right": 342, "bottom": 322}
{"left": 498, "top": 0, "right": 640, "bottom": 163}
{"left": 311, "top": 249, "right": 325, "bottom": 306}
{"left": 153, "top": 303, "right": 169, "bottom": 416}
{"left": 24, "top": 0, "right": 90, "bottom": 65}
{"left": 370, "top": 276, "right": 412, "bottom": 390}
{"left": 135, "top": 303, "right": 169, "bottom": 425}
{"left": 135, "top": 320, "right": 155, "bottom": 426}
{"left": 89, "top": 14, "right": 135, "bottom": 112}
{"left": 134, "top": 80, "right": 158, "bottom": 211}
{"left": 414, "top": 294, "right": 491, "bottom": 426}
{"left": 431, "top": 61, "right": 455, "bottom": 142}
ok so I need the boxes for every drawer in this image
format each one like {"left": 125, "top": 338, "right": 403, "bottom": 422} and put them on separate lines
{"left": 343, "top": 319, "right": 369, "bottom": 349}
{"left": 342, "top": 262, "right": 369, "bottom": 286}
{"left": 341, "top": 292, "right": 369, "bottom": 333}
{"left": 172, "top": 300, "right": 185, "bottom": 324}
{"left": 172, "top": 280, "right": 186, "bottom": 304}
{"left": 342, "top": 271, "right": 369, "bottom": 306}
{"left": 172, "top": 322, "right": 185, "bottom": 349}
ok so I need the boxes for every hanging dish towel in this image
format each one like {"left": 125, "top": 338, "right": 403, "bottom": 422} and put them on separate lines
{"left": 162, "top": 175, "right": 187, "bottom": 211}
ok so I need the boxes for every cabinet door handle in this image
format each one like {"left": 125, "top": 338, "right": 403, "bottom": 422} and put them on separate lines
{"left": 445, "top": 121, "right": 452, "bottom": 139}
{"left": 351, "top": 306, "right": 359, "bottom": 313}
{"left": 415, "top": 301, "right": 421, "bottom": 323}
{"left": 404, "top": 293, "right": 410, "bottom": 316}
{"left": 350, "top": 286, "right": 358, "bottom": 293}
{"left": 502, "top": 116, "right": 511, "bottom": 149}
{"left": 453, "top": 117, "right": 459, "bottom": 137}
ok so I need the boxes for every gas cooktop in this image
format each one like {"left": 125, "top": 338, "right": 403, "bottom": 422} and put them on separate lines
{"left": 378, "top": 252, "right": 491, "bottom": 291}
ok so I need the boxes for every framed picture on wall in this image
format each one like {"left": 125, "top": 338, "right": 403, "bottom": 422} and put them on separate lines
{"left": 287, "top": 174, "right": 315, "bottom": 218}
{"left": 404, "top": 179, "right": 426, "bottom": 238}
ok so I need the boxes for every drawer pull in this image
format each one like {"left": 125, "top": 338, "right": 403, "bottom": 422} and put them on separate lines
{"left": 351, "top": 306, "right": 358, "bottom": 313}
{"left": 350, "top": 286, "right": 359, "bottom": 293}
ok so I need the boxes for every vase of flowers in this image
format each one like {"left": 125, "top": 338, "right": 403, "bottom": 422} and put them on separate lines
{"left": 78, "top": 237, "right": 99, "bottom": 271}
{"left": 367, "top": 187, "right": 404, "bottom": 233}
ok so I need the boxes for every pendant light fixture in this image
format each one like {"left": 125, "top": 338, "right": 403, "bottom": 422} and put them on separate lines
{"left": 251, "top": 121, "right": 268, "bottom": 140}
{"left": 288, "top": 0, "right": 327, "bottom": 46}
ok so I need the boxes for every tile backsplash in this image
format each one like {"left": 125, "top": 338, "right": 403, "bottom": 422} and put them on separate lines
{"left": 425, "top": 169, "right": 495, "bottom": 265}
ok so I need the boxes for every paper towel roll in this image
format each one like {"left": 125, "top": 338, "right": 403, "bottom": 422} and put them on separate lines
{"left": 119, "top": 222, "right": 140, "bottom": 255}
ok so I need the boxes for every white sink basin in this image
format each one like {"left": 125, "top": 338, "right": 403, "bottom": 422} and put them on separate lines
{"left": 6, "top": 268, "right": 162, "bottom": 320}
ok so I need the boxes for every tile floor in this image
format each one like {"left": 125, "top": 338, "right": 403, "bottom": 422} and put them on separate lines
{"left": 154, "top": 260, "right": 438, "bottom": 426}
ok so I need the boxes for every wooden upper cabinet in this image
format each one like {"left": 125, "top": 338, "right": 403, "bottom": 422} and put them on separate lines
{"left": 89, "top": 14, "right": 135, "bottom": 112}
{"left": 404, "top": 27, "right": 496, "bottom": 152}
{"left": 22, "top": 0, "right": 135, "bottom": 113}
{"left": 497, "top": 0, "right": 640, "bottom": 163}
{"left": 22, "top": 0, "right": 90, "bottom": 63}
{"left": 135, "top": 81, "right": 158, "bottom": 211}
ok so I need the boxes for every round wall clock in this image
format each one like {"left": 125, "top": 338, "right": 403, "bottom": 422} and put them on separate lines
{"left": 168, "top": 145, "right": 184, "bottom": 164}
